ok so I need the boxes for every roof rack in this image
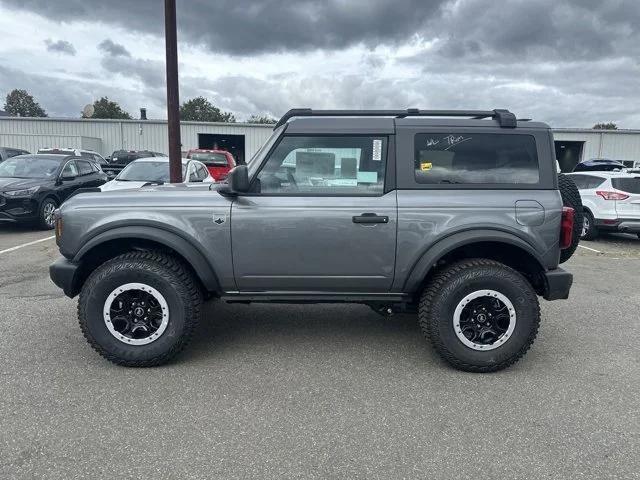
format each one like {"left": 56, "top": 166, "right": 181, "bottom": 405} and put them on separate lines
{"left": 274, "top": 108, "right": 518, "bottom": 129}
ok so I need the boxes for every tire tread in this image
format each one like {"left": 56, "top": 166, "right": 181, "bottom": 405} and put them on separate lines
{"left": 78, "top": 250, "right": 202, "bottom": 367}
{"left": 418, "top": 258, "right": 540, "bottom": 373}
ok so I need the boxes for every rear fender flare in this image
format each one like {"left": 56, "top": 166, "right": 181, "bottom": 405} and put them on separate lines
{"left": 403, "top": 229, "right": 545, "bottom": 293}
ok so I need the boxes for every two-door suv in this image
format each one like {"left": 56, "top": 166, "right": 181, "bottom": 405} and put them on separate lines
{"left": 50, "top": 109, "right": 577, "bottom": 372}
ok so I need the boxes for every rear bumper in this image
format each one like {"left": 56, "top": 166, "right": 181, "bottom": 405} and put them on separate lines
{"left": 543, "top": 267, "right": 573, "bottom": 301}
{"left": 595, "top": 218, "right": 640, "bottom": 233}
{"left": 49, "top": 256, "right": 80, "bottom": 298}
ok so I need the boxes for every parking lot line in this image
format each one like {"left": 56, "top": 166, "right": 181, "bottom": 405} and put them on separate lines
{"left": 0, "top": 235, "right": 55, "bottom": 255}
{"left": 578, "top": 244, "right": 603, "bottom": 253}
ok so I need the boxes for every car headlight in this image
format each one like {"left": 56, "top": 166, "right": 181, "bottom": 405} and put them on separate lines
{"left": 4, "top": 186, "right": 39, "bottom": 197}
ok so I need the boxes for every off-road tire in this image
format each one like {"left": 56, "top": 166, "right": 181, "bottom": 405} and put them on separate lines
{"left": 581, "top": 210, "right": 598, "bottom": 241}
{"left": 78, "top": 251, "right": 202, "bottom": 367}
{"left": 38, "top": 197, "right": 57, "bottom": 230}
{"left": 558, "top": 173, "right": 583, "bottom": 263}
{"left": 419, "top": 259, "right": 540, "bottom": 373}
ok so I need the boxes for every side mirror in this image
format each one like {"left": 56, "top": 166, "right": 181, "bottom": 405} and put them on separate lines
{"left": 222, "top": 165, "right": 250, "bottom": 195}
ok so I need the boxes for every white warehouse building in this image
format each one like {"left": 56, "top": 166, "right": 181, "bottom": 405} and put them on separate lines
{"left": 0, "top": 116, "right": 274, "bottom": 164}
{"left": 1, "top": 116, "right": 640, "bottom": 171}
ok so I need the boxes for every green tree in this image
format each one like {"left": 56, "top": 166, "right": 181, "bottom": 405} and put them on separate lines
{"left": 4, "top": 89, "right": 47, "bottom": 117}
{"left": 89, "top": 97, "right": 132, "bottom": 119}
{"left": 247, "top": 114, "right": 277, "bottom": 124}
{"left": 180, "top": 97, "right": 235, "bottom": 122}
{"left": 593, "top": 122, "right": 618, "bottom": 130}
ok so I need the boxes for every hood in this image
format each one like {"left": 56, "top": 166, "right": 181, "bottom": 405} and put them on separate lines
{"left": 63, "top": 181, "right": 229, "bottom": 212}
{"left": 100, "top": 180, "right": 150, "bottom": 191}
{"left": 0, "top": 177, "right": 52, "bottom": 192}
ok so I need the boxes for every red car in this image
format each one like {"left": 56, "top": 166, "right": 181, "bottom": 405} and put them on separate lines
{"left": 185, "top": 149, "right": 235, "bottom": 181}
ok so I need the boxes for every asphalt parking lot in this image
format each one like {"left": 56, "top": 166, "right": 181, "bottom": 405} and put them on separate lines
{"left": 0, "top": 227, "right": 639, "bottom": 479}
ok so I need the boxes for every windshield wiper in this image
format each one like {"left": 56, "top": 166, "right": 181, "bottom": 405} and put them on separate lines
{"left": 438, "top": 179, "right": 462, "bottom": 184}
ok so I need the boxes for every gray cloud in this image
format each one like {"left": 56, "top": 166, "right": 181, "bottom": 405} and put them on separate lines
{"left": 44, "top": 39, "right": 76, "bottom": 55}
{"left": 6, "top": 0, "right": 446, "bottom": 55}
{"left": 2, "top": 0, "right": 640, "bottom": 127}
{"left": 98, "top": 39, "right": 130, "bottom": 57}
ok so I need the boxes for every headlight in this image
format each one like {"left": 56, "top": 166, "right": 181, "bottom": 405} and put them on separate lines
{"left": 4, "top": 186, "right": 39, "bottom": 197}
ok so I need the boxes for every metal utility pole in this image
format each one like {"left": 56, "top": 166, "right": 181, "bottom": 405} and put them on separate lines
{"left": 164, "top": 0, "right": 182, "bottom": 183}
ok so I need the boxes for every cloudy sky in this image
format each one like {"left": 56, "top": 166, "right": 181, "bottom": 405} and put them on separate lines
{"left": 0, "top": 0, "right": 638, "bottom": 127}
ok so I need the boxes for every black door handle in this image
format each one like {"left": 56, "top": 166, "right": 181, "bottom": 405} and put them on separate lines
{"left": 352, "top": 213, "right": 389, "bottom": 224}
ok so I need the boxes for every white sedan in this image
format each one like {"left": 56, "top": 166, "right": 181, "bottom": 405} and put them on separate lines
{"left": 100, "top": 157, "right": 214, "bottom": 191}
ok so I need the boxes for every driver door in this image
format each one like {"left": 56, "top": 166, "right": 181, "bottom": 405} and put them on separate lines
{"left": 231, "top": 134, "right": 397, "bottom": 292}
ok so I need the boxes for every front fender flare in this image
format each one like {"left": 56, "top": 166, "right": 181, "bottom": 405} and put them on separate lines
{"left": 73, "top": 225, "right": 220, "bottom": 292}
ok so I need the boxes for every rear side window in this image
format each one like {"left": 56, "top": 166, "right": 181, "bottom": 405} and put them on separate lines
{"left": 414, "top": 133, "right": 539, "bottom": 184}
{"left": 612, "top": 177, "right": 640, "bottom": 194}
{"left": 570, "top": 174, "right": 605, "bottom": 189}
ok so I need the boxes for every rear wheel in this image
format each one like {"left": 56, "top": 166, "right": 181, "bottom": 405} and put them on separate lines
{"left": 78, "top": 251, "right": 202, "bottom": 367}
{"left": 419, "top": 259, "right": 540, "bottom": 373}
{"left": 581, "top": 210, "right": 598, "bottom": 240}
{"left": 558, "top": 173, "right": 583, "bottom": 263}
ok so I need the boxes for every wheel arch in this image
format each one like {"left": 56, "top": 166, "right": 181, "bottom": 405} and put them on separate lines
{"left": 404, "top": 230, "right": 548, "bottom": 296}
{"left": 71, "top": 226, "right": 220, "bottom": 297}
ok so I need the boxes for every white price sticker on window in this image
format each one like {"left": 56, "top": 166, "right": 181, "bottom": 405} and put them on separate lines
{"left": 372, "top": 139, "right": 382, "bottom": 161}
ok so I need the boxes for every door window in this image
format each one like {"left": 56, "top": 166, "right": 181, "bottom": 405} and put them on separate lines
{"left": 61, "top": 161, "right": 79, "bottom": 177}
{"left": 77, "top": 160, "right": 93, "bottom": 176}
{"left": 255, "top": 136, "right": 387, "bottom": 195}
{"left": 196, "top": 163, "right": 208, "bottom": 180}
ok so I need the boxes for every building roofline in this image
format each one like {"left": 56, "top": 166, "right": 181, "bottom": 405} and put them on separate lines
{"left": 0, "top": 116, "right": 275, "bottom": 128}
{"left": 553, "top": 128, "right": 640, "bottom": 135}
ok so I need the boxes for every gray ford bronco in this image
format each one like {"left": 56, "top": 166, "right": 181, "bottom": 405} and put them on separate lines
{"left": 50, "top": 108, "right": 580, "bottom": 372}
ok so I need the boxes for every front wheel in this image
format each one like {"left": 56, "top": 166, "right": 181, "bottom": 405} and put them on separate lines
{"left": 419, "top": 259, "right": 540, "bottom": 372}
{"left": 38, "top": 198, "right": 57, "bottom": 230}
{"left": 78, "top": 251, "right": 203, "bottom": 367}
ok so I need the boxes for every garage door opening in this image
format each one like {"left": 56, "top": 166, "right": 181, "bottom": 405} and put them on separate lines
{"left": 198, "top": 134, "right": 245, "bottom": 164}
{"left": 555, "top": 141, "right": 584, "bottom": 172}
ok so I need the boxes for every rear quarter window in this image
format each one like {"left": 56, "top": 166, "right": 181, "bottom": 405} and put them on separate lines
{"left": 612, "top": 177, "right": 640, "bottom": 194}
{"left": 414, "top": 133, "right": 539, "bottom": 184}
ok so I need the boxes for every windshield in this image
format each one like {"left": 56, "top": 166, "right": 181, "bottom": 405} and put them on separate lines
{"left": 0, "top": 156, "right": 61, "bottom": 178}
{"left": 116, "top": 161, "right": 185, "bottom": 182}
{"left": 189, "top": 152, "right": 228, "bottom": 165}
{"left": 248, "top": 125, "right": 285, "bottom": 176}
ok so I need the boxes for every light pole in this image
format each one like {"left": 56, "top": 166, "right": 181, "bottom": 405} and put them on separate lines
{"left": 164, "top": 0, "right": 182, "bottom": 183}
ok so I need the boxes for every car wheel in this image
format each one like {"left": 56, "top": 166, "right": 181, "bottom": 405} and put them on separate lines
{"left": 581, "top": 210, "right": 598, "bottom": 241}
{"left": 78, "top": 251, "right": 202, "bottom": 367}
{"left": 419, "top": 259, "right": 540, "bottom": 373}
{"left": 38, "top": 198, "right": 57, "bottom": 230}
{"left": 558, "top": 173, "right": 583, "bottom": 263}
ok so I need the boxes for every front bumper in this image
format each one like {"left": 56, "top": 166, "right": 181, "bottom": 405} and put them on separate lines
{"left": 0, "top": 196, "right": 39, "bottom": 223}
{"left": 49, "top": 256, "right": 80, "bottom": 298}
{"left": 543, "top": 267, "right": 573, "bottom": 301}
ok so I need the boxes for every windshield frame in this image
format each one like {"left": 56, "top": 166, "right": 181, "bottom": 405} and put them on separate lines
{"left": 247, "top": 125, "right": 286, "bottom": 177}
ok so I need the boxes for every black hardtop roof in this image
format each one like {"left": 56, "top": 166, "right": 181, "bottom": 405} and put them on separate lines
{"left": 278, "top": 108, "right": 552, "bottom": 132}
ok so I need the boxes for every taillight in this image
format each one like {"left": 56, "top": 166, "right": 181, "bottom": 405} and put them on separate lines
{"left": 596, "top": 190, "right": 629, "bottom": 200}
{"left": 560, "top": 207, "right": 574, "bottom": 250}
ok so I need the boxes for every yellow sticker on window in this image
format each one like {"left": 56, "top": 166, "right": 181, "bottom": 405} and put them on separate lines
{"left": 420, "top": 162, "right": 433, "bottom": 171}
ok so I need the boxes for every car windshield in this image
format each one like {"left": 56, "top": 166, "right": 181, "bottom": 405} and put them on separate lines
{"left": 0, "top": 156, "right": 61, "bottom": 178}
{"left": 189, "top": 152, "right": 228, "bottom": 165}
{"left": 116, "top": 161, "right": 185, "bottom": 182}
